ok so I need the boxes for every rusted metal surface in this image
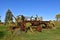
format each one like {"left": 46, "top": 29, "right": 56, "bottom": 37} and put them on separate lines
{"left": 9, "top": 15, "right": 54, "bottom": 33}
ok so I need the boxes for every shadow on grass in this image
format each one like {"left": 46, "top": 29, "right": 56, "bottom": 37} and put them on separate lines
{"left": 0, "top": 31, "right": 5, "bottom": 39}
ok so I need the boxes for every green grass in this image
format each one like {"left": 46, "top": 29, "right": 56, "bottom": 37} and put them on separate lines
{"left": 0, "top": 22, "right": 60, "bottom": 40}
{"left": 0, "top": 27, "right": 60, "bottom": 40}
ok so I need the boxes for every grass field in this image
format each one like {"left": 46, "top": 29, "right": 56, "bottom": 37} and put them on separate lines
{"left": 0, "top": 21, "right": 60, "bottom": 40}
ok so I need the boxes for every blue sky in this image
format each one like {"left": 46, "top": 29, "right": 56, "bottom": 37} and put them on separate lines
{"left": 0, "top": 0, "right": 60, "bottom": 22}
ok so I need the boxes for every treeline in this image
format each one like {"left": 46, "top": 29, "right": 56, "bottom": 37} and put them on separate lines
{"left": 0, "top": 9, "right": 60, "bottom": 23}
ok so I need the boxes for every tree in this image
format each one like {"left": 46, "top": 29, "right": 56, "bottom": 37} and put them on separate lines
{"left": 56, "top": 14, "right": 60, "bottom": 21}
{"left": 40, "top": 17, "right": 43, "bottom": 21}
{"left": 38, "top": 17, "right": 43, "bottom": 21}
{"left": 0, "top": 16, "right": 1, "bottom": 22}
{"left": 5, "top": 9, "right": 13, "bottom": 24}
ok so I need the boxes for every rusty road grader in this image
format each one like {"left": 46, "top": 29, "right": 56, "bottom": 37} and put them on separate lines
{"left": 9, "top": 15, "right": 55, "bottom": 33}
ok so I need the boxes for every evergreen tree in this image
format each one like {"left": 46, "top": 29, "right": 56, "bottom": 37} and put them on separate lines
{"left": 5, "top": 9, "right": 13, "bottom": 23}
{"left": 0, "top": 16, "right": 1, "bottom": 22}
